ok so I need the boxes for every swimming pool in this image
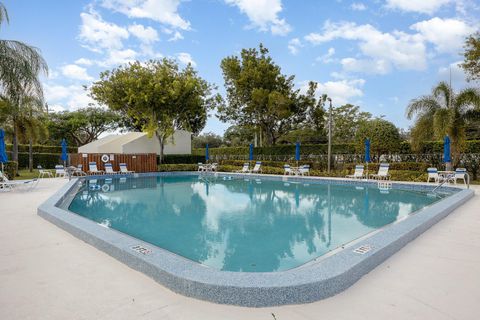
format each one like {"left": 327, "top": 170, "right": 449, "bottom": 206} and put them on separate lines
{"left": 38, "top": 172, "right": 474, "bottom": 306}
{"left": 69, "top": 175, "right": 450, "bottom": 272}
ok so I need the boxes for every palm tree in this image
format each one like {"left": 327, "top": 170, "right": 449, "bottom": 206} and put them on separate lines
{"left": 406, "top": 81, "right": 480, "bottom": 164}
{"left": 0, "top": 2, "right": 48, "bottom": 162}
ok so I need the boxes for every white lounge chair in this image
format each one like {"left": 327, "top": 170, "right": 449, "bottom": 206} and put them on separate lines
{"left": 104, "top": 163, "right": 119, "bottom": 175}
{"left": 73, "top": 164, "right": 87, "bottom": 176}
{"left": 37, "top": 166, "right": 53, "bottom": 178}
{"left": 198, "top": 162, "right": 206, "bottom": 172}
{"left": 346, "top": 165, "right": 364, "bottom": 179}
{"left": 119, "top": 163, "right": 135, "bottom": 174}
{"left": 54, "top": 165, "right": 66, "bottom": 178}
{"left": 369, "top": 163, "right": 390, "bottom": 180}
{"left": 299, "top": 165, "right": 310, "bottom": 176}
{"left": 250, "top": 161, "right": 262, "bottom": 174}
{"left": 209, "top": 163, "right": 218, "bottom": 172}
{"left": 426, "top": 167, "right": 439, "bottom": 183}
{"left": 88, "top": 162, "right": 104, "bottom": 175}
{"left": 284, "top": 164, "right": 293, "bottom": 175}
{"left": 236, "top": 163, "right": 250, "bottom": 173}
{"left": 448, "top": 168, "right": 467, "bottom": 185}
{"left": 0, "top": 171, "right": 38, "bottom": 191}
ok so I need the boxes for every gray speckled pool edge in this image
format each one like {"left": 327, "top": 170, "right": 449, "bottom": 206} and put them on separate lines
{"left": 38, "top": 172, "right": 474, "bottom": 307}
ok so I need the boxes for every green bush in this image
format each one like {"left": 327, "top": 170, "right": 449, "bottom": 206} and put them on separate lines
{"left": 161, "top": 154, "right": 205, "bottom": 164}
{"left": 7, "top": 152, "right": 63, "bottom": 169}
{"left": 158, "top": 164, "right": 198, "bottom": 171}
{"left": 6, "top": 144, "right": 77, "bottom": 153}
{"left": 3, "top": 161, "right": 18, "bottom": 179}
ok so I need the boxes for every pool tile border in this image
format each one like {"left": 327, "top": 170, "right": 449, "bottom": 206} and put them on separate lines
{"left": 38, "top": 172, "right": 474, "bottom": 307}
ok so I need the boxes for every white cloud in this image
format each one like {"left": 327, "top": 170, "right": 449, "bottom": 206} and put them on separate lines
{"left": 177, "top": 52, "right": 196, "bottom": 67}
{"left": 225, "top": 0, "right": 291, "bottom": 35}
{"left": 61, "top": 64, "right": 94, "bottom": 81}
{"left": 385, "top": 0, "right": 452, "bottom": 14}
{"left": 438, "top": 61, "right": 469, "bottom": 88}
{"left": 74, "top": 58, "right": 94, "bottom": 66}
{"left": 300, "top": 79, "right": 365, "bottom": 106}
{"left": 44, "top": 83, "right": 96, "bottom": 110}
{"left": 410, "top": 17, "right": 475, "bottom": 54}
{"left": 316, "top": 47, "right": 335, "bottom": 63}
{"left": 351, "top": 3, "right": 367, "bottom": 11}
{"left": 101, "top": 0, "right": 190, "bottom": 30}
{"left": 168, "top": 31, "right": 184, "bottom": 41}
{"left": 288, "top": 38, "right": 302, "bottom": 55}
{"left": 105, "top": 49, "right": 138, "bottom": 66}
{"left": 340, "top": 57, "right": 391, "bottom": 74}
{"left": 128, "top": 23, "right": 159, "bottom": 44}
{"left": 79, "top": 9, "right": 129, "bottom": 52}
{"left": 305, "top": 21, "right": 427, "bottom": 73}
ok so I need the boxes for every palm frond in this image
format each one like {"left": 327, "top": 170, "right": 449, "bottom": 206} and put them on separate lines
{"left": 405, "top": 96, "right": 440, "bottom": 119}
{"left": 0, "top": 2, "right": 8, "bottom": 26}
{"left": 455, "top": 87, "right": 480, "bottom": 111}
{"left": 432, "top": 108, "right": 450, "bottom": 139}
{"left": 432, "top": 81, "right": 452, "bottom": 108}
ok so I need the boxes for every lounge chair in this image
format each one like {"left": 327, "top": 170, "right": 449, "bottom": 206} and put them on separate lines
{"left": 37, "top": 166, "right": 53, "bottom": 178}
{"left": 198, "top": 162, "right": 206, "bottom": 172}
{"left": 250, "top": 161, "right": 262, "bottom": 174}
{"left": 346, "top": 165, "right": 364, "bottom": 179}
{"left": 448, "top": 168, "right": 467, "bottom": 185}
{"left": 236, "top": 163, "right": 250, "bottom": 173}
{"left": 369, "top": 163, "right": 390, "bottom": 180}
{"left": 119, "top": 163, "right": 135, "bottom": 174}
{"left": 55, "top": 165, "right": 66, "bottom": 178}
{"left": 0, "top": 171, "right": 38, "bottom": 191}
{"left": 299, "top": 165, "right": 310, "bottom": 176}
{"left": 104, "top": 163, "right": 119, "bottom": 175}
{"left": 88, "top": 162, "right": 104, "bottom": 175}
{"left": 73, "top": 164, "right": 87, "bottom": 176}
{"left": 284, "top": 164, "right": 293, "bottom": 175}
{"left": 209, "top": 163, "right": 218, "bottom": 172}
{"left": 426, "top": 167, "right": 439, "bottom": 183}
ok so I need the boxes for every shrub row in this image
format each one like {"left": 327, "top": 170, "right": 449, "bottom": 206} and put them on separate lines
{"left": 7, "top": 152, "right": 64, "bottom": 169}
{"left": 193, "top": 140, "right": 480, "bottom": 156}
{"left": 160, "top": 154, "right": 205, "bottom": 164}
{"left": 6, "top": 144, "right": 77, "bottom": 153}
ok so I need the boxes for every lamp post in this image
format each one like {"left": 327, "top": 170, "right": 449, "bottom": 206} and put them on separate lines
{"left": 327, "top": 97, "right": 333, "bottom": 173}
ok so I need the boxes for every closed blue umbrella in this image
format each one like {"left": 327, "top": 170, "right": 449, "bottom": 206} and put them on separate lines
{"left": 365, "top": 139, "right": 371, "bottom": 163}
{"left": 61, "top": 138, "right": 68, "bottom": 166}
{"left": 443, "top": 136, "right": 451, "bottom": 163}
{"left": 0, "top": 129, "right": 8, "bottom": 172}
{"left": 295, "top": 142, "right": 300, "bottom": 161}
{"left": 249, "top": 143, "right": 254, "bottom": 161}
{"left": 205, "top": 144, "right": 209, "bottom": 162}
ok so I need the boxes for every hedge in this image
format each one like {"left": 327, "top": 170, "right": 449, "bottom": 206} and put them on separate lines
{"left": 6, "top": 144, "right": 77, "bottom": 153}
{"left": 161, "top": 154, "right": 205, "bottom": 164}
{"left": 7, "top": 152, "right": 63, "bottom": 169}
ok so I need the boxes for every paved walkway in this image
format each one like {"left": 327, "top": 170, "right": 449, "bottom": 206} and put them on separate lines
{"left": 0, "top": 178, "right": 479, "bottom": 320}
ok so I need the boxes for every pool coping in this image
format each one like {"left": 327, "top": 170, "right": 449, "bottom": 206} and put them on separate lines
{"left": 38, "top": 172, "right": 474, "bottom": 307}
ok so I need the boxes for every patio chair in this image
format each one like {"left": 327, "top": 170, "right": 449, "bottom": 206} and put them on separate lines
{"left": 299, "top": 165, "right": 310, "bottom": 176}
{"left": 37, "top": 166, "right": 53, "bottom": 178}
{"left": 119, "top": 163, "right": 135, "bottom": 174}
{"left": 198, "top": 162, "right": 206, "bottom": 172}
{"left": 250, "top": 161, "right": 262, "bottom": 174}
{"left": 284, "top": 164, "right": 293, "bottom": 175}
{"left": 426, "top": 167, "right": 439, "bottom": 183}
{"left": 88, "top": 162, "right": 104, "bottom": 175}
{"left": 54, "top": 165, "right": 66, "bottom": 178}
{"left": 346, "top": 165, "right": 364, "bottom": 179}
{"left": 210, "top": 163, "right": 218, "bottom": 172}
{"left": 369, "top": 163, "right": 390, "bottom": 180}
{"left": 0, "top": 171, "right": 38, "bottom": 191}
{"left": 104, "top": 163, "right": 119, "bottom": 175}
{"left": 73, "top": 164, "right": 87, "bottom": 176}
{"left": 236, "top": 163, "right": 250, "bottom": 173}
{"left": 448, "top": 168, "right": 467, "bottom": 185}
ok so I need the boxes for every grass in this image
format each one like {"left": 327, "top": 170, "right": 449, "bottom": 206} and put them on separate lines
{"left": 15, "top": 169, "right": 47, "bottom": 180}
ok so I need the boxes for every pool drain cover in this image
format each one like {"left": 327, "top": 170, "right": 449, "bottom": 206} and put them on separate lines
{"left": 353, "top": 245, "right": 372, "bottom": 254}
{"left": 131, "top": 245, "right": 152, "bottom": 255}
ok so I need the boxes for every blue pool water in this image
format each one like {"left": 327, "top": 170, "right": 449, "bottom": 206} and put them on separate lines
{"left": 68, "top": 175, "right": 451, "bottom": 272}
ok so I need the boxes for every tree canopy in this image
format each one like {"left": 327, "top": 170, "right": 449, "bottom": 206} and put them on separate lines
{"left": 218, "top": 44, "right": 319, "bottom": 146}
{"left": 461, "top": 32, "right": 480, "bottom": 82}
{"left": 355, "top": 118, "right": 401, "bottom": 156}
{"left": 90, "top": 59, "right": 222, "bottom": 161}
{"left": 331, "top": 104, "right": 372, "bottom": 143}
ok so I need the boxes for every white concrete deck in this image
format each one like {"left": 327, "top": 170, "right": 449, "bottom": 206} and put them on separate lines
{"left": 0, "top": 178, "right": 479, "bottom": 320}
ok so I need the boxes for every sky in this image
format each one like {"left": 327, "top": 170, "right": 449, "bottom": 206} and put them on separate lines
{"left": 2, "top": 0, "right": 479, "bottom": 135}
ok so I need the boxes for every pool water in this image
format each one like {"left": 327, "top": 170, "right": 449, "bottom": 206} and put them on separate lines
{"left": 68, "top": 175, "right": 450, "bottom": 272}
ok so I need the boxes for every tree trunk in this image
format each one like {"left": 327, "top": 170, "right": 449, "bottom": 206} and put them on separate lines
{"left": 157, "top": 133, "right": 165, "bottom": 164}
{"left": 12, "top": 121, "right": 18, "bottom": 162}
{"left": 29, "top": 138, "right": 33, "bottom": 172}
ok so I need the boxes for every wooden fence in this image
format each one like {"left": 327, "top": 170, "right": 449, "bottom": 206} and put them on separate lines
{"left": 69, "top": 153, "right": 157, "bottom": 173}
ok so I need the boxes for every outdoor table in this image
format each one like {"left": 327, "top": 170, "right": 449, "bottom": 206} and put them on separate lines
{"left": 438, "top": 170, "right": 455, "bottom": 182}
{"left": 290, "top": 166, "right": 301, "bottom": 176}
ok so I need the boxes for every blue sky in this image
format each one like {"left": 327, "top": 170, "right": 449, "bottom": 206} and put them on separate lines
{"left": 2, "top": 0, "right": 479, "bottom": 134}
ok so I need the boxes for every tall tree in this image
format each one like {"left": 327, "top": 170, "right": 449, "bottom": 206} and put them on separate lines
{"left": 331, "top": 104, "right": 372, "bottom": 143}
{"left": 90, "top": 59, "right": 222, "bottom": 162}
{"left": 223, "top": 125, "right": 255, "bottom": 147}
{"left": 0, "top": 2, "right": 48, "bottom": 162}
{"left": 406, "top": 81, "right": 480, "bottom": 163}
{"left": 461, "top": 32, "right": 480, "bottom": 82}
{"left": 47, "top": 107, "right": 122, "bottom": 146}
{"left": 219, "top": 44, "right": 315, "bottom": 146}
{"left": 192, "top": 132, "right": 223, "bottom": 148}
{"left": 355, "top": 119, "right": 401, "bottom": 157}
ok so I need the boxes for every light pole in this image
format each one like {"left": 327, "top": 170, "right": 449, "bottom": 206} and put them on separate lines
{"left": 327, "top": 97, "right": 332, "bottom": 173}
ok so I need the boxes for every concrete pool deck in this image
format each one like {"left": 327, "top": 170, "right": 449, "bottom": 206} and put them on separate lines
{"left": 1, "top": 178, "right": 479, "bottom": 319}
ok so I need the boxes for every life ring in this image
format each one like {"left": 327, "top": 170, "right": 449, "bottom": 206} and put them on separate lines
{"left": 101, "top": 184, "right": 110, "bottom": 192}
{"left": 101, "top": 154, "right": 110, "bottom": 163}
